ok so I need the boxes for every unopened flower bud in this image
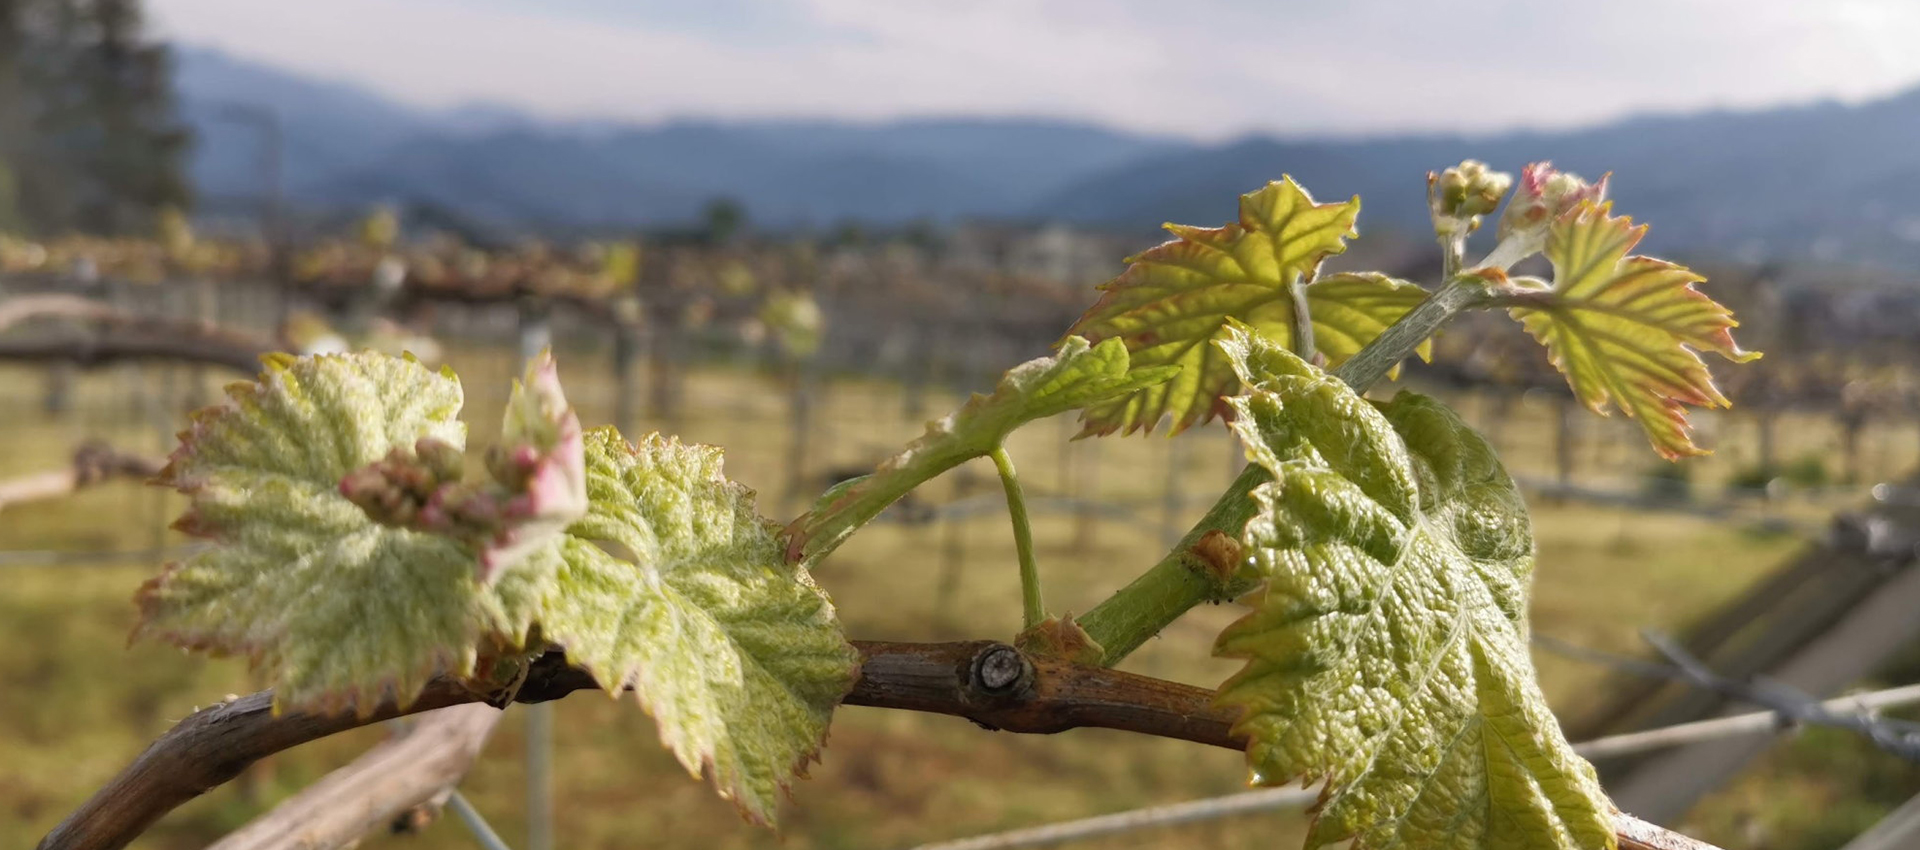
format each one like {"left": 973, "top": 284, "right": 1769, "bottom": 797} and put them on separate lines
{"left": 340, "top": 465, "right": 410, "bottom": 527}
{"left": 1496, "top": 162, "right": 1608, "bottom": 241}
{"left": 385, "top": 455, "right": 438, "bottom": 499}
{"left": 442, "top": 484, "right": 503, "bottom": 528}
{"left": 484, "top": 444, "right": 532, "bottom": 490}
{"left": 417, "top": 501, "right": 451, "bottom": 533}
{"left": 1428, "top": 161, "right": 1512, "bottom": 236}
{"left": 414, "top": 437, "right": 466, "bottom": 483}
{"left": 1479, "top": 162, "right": 1611, "bottom": 269}
{"left": 502, "top": 493, "right": 535, "bottom": 520}
{"left": 340, "top": 440, "right": 473, "bottom": 530}
{"left": 386, "top": 497, "right": 417, "bottom": 527}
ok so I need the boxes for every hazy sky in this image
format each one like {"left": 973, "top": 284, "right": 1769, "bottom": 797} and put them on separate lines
{"left": 149, "top": 0, "right": 1920, "bottom": 140}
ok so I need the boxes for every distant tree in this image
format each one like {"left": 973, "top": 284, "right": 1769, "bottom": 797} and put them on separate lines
{"left": 0, "top": 0, "right": 189, "bottom": 235}
{"left": 898, "top": 216, "right": 942, "bottom": 253}
{"left": 826, "top": 219, "right": 866, "bottom": 248}
{"left": 0, "top": 0, "right": 29, "bottom": 229}
{"left": 701, "top": 197, "right": 745, "bottom": 245}
{"left": 403, "top": 198, "right": 504, "bottom": 248}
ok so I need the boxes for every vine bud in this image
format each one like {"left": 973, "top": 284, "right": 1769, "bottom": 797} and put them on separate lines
{"left": 1482, "top": 162, "right": 1610, "bottom": 269}
{"left": 1427, "top": 160, "right": 1512, "bottom": 236}
{"left": 414, "top": 437, "right": 466, "bottom": 483}
{"left": 341, "top": 440, "right": 470, "bottom": 528}
{"left": 484, "top": 443, "right": 540, "bottom": 490}
{"left": 340, "top": 462, "right": 416, "bottom": 527}
{"left": 1495, "top": 162, "right": 1608, "bottom": 241}
{"left": 443, "top": 484, "right": 505, "bottom": 528}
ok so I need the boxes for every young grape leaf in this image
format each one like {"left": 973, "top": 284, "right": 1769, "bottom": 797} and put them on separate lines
{"left": 136, "top": 353, "right": 549, "bottom": 715}
{"left": 784, "top": 335, "right": 1176, "bottom": 566}
{"left": 1065, "top": 178, "right": 1428, "bottom": 435}
{"left": 544, "top": 429, "right": 859, "bottom": 824}
{"left": 1504, "top": 202, "right": 1760, "bottom": 459}
{"left": 1307, "top": 272, "right": 1433, "bottom": 374}
{"left": 475, "top": 351, "right": 588, "bottom": 577}
{"left": 1213, "top": 331, "right": 1614, "bottom": 850}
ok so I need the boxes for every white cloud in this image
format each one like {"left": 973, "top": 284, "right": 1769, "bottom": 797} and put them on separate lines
{"left": 147, "top": 0, "right": 1920, "bottom": 139}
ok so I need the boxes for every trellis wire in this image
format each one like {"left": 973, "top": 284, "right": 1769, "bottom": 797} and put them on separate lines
{"left": 906, "top": 787, "right": 1321, "bottom": 850}
{"left": 902, "top": 682, "right": 1920, "bottom": 850}
{"left": 1534, "top": 632, "right": 1920, "bottom": 762}
{"left": 446, "top": 791, "right": 516, "bottom": 850}
{"left": 1640, "top": 631, "right": 1920, "bottom": 762}
{"left": 1574, "top": 682, "right": 1920, "bottom": 761}
{"left": 1839, "top": 790, "right": 1920, "bottom": 850}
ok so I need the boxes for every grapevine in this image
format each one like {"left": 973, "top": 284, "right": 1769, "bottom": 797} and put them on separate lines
{"left": 45, "top": 160, "right": 1761, "bottom": 850}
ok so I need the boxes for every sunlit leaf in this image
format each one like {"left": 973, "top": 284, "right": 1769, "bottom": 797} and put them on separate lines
{"left": 1213, "top": 330, "right": 1614, "bottom": 850}
{"left": 136, "top": 353, "right": 549, "bottom": 714}
{"left": 139, "top": 350, "right": 853, "bottom": 822}
{"left": 544, "top": 429, "right": 859, "bottom": 824}
{"left": 784, "top": 336, "right": 1176, "bottom": 566}
{"left": 1504, "top": 202, "right": 1760, "bottom": 458}
{"left": 1306, "top": 272, "right": 1432, "bottom": 375}
{"left": 1066, "top": 177, "right": 1412, "bottom": 435}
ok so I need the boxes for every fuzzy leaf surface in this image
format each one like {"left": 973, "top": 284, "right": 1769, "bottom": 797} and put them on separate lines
{"left": 1505, "top": 202, "right": 1759, "bottom": 458}
{"left": 1213, "top": 332, "right": 1614, "bottom": 850}
{"left": 785, "top": 335, "right": 1175, "bottom": 566}
{"left": 544, "top": 429, "right": 859, "bottom": 824}
{"left": 1065, "top": 178, "right": 1415, "bottom": 435}
{"left": 136, "top": 353, "right": 547, "bottom": 714}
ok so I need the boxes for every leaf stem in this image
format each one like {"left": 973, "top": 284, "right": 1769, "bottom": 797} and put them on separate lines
{"left": 991, "top": 446, "right": 1044, "bottom": 629}
{"left": 1287, "top": 278, "right": 1316, "bottom": 360}
{"left": 1076, "top": 274, "right": 1492, "bottom": 664}
{"left": 1333, "top": 274, "right": 1493, "bottom": 391}
{"left": 1438, "top": 232, "right": 1464, "bottom": 280}
{"left": 1072, "top": 467, "right": 1265, "bottom": 661}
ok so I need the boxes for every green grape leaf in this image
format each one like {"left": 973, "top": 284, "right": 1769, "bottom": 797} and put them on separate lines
{"left": 544, "top": 429, "right": 859, "bottom": 824}
{"left": 1213, "top": 331, "right": 1614, "bottom": 850}
{"left": 1504, "top": 202, "right": 1760, "bottom": 459}
{"left": 1307, "top": 272, "right": 1433, "bottom": 375}
{"left": 136, "top": 353, "right": 548, "bottom": 715}
{"left": 1065, "top": 177, "right": 1413, "bottom": 436}
{"left": 784, "top": 335, "right": 1176, "bottom": 566}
